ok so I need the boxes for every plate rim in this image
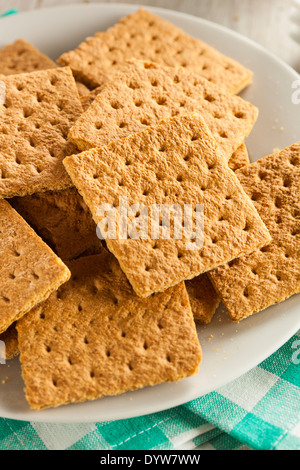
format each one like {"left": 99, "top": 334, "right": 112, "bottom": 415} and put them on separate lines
{"left": 0, "top": 1, "right": 299, "bottom": 81}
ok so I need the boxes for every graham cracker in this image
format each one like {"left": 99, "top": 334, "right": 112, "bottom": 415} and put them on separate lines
{"left": 58, "top": 8, "right": 252, "bottom": 95}
{"left": 0, "top": 39, "right": 57, "bottom": 76}
{"left": 0, "top": 38, "right": 89, "bottom": 98}
{"left": 69, "top": 59, "right": 258, "bottom": 160}
{"left": 228, "top": 143, "right": 250, "bottom": 172}
{"left": 0, "top": 324, "right": 19, "bottom": 360}
{"left": 64, "top": 114, "right": 271, "bottom": 297}
{"left": 209, "top": 142, "right": 300, "bottom": 321}
{"left": 0, "top": 67, "right": 82, "bottom": 199}
{"left": 186, "top": 275, "right": 220, "bottom": 324}
{"left": 11, "top": 188, "right": 102, "bottom": 261}
{"left": 17, "top": 252, "right": 201, "bottom": 410}
{"left": 0, "top": 200, "right": 70, "bottom": 334}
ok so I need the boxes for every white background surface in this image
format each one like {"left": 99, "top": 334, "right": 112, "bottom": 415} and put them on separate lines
{"left": 0, "top": 2, "right": 299, "bottom": 422}
{"left": 1, "top": 0, "right": 300, "bottom": 72}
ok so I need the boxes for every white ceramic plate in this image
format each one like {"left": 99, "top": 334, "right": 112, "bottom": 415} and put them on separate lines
{"left": 0, "top": 3, "right": 299, "bottom": 423}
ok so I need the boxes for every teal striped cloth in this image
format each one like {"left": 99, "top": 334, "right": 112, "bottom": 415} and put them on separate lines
{"left": 0, "top": 331, "right": 299, "bottom": 450}
{"left": 0, "top": 8, "right": 299, "bottom": 451}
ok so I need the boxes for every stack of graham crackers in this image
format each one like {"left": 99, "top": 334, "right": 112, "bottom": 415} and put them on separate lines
{"left": 0, "top": 9, "right": 299, "bottom": 411}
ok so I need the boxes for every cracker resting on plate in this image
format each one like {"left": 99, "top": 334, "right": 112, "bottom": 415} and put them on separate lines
{"left": 0, "top": 38, "right": 91, "bottom": 97}
{"left": 210, "top": 143, "right": 300, "bottom": 320}
{"left": 11, "top": 188, "right": 101, "bottom": 261}
{"left": 69, "top": 59, "right": 258, "bottom": 160}
{"left": 17, "top": 251, "right": 201, "bottom": 410}
{"left": 64, "top": 114, "right": 271, "bottom": 297}
{"left": 58, "top": 8, "right": 252, "bottom": 94}
{"left": 0, "top": 67, "right": 82, "bottom": 198}
{"left": 0, "top": 200, "right": 70, "bottom": 334}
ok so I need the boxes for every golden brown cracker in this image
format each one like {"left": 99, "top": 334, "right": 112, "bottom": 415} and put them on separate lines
{"left": 64, "top": 114, "right": 271, "bottom": 297}
{"left": 0, "top": 39, "right": 57, "bottom": 76}
{"left": 58, "top": 8, "right": 252, "bottom": 95}
{"left": 0, "top": 200, "right": 70, "bottom": 334}
{"left": 69, "top": 59, "right": 258, "bottom": 159}
{"left": 0, "top": 38, "right": 89, "bottom": 98}
{"left": 228, "top": 143, "right": 250, "bottom": 172}
{"left": 209, "top": 142, "right": 300, "bottom": 321}
{"left": 17, "top": 252, "right": 201, "bottom": 410}
{"left": 186, "top": 275, "right": 220, "bottom": 324}
{"left": 11, "top": 188, "right": 102, "bottom": 261}
{"left": 0, "top": 67, "right": 82, "bottom": 198}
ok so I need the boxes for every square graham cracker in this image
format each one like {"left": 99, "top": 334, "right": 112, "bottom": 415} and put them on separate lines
{"left": 69, "top": 59, "right": 258, "bottom": 160}
{"left": 17, "top": 251, "right": 201, "bottom": 410}
{"left": 209, "top": 142, "right": 300, "bottom": 321}
{"left": 64, "top": 114, "right": 271, "bottom": 297}
{"left": 0, "top": 39, "right": 90, "bottom": 97}
{"left": 186, "top": 275, "right": 220, "bottom": 324}
{"left": 0, "top": 67, "right": 83, "bottom": 199}
{"left": 58, "top": 8, "right": 252, "bottom": 95}
{"left": 0, "top": 200, "right": 70, "bottom": 334}
{"left": 0, "top": 39, "right": 57, "bottom": 76}
{"left": 11, "top": 188, "right": 102, "bottom": 261}
{"left": 0, "top": 324, "right": 19, "bottom": 360}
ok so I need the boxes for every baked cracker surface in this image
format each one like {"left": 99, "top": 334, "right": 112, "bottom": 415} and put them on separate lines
{"left": 11, "top": 188, "right": 102, "bottom": 261}
{"left": 0, "top": 39, "right": 57, "bottom": 76}
{"left": 0, "top": 200, "right": 70, "bottom": 334}
{"left": 69, "top": 59, "right": 258, "bottom": 160}
{"left": 209, "top": 142, "right": 300, "bottom": 320}
{"left": 228, "top": 143, "right": 250, "bottom": 172}
{"left": 58, "top": 8, "right": 252, "bottom": 95}
{"left": 17, "top": 251, "right": 201, "bottom": 410}
{"left": 0, "top": 39, "right": 89, "bottom": 97}
{"left": 0, "top": 67, "right": 82, "bottom": 198}
{"left": 64, "top": 114, "right": 271, "bottom": 297}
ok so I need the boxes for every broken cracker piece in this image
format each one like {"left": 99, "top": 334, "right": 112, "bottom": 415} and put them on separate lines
{"left": 69, "top": 59, "right": 258, "bottom": 160}
{"left": 228, "top": 143, "right": 250, "bottom": 172}
{"left": 64, "top": 114, "right": 271, "bottom": 297}
{"left": 186, "top": 274, "right": 220, "bottom": 324}
{"left": 0, "top": 200, "right": 70, "bottom": 334}
{"left": 58, "top": 8, "right": 252, "bottom": 95}
{"left": 0, "top": 67, "right": 82, "bottom": 198}
{"left": 209, "top": 142, "right": 300, "bottom": 321}
{"left": 17, "top": 251, "right": 201, "bottom": 410}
